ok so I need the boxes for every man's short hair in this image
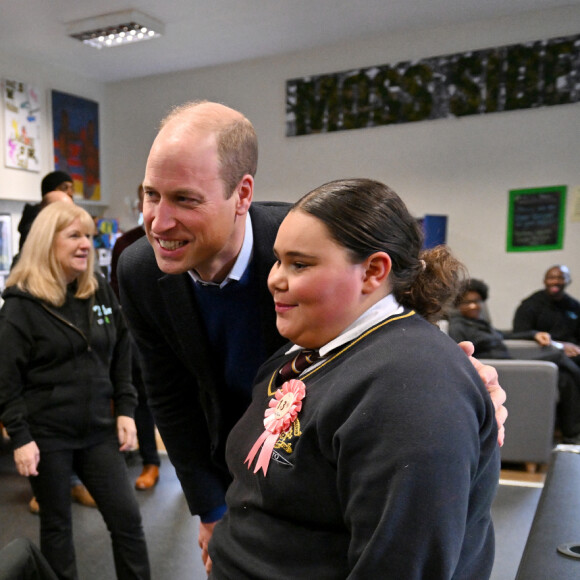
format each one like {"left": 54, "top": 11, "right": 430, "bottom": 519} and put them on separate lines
{"left": 161, "top": 101, "right": 258, "bottom": 198}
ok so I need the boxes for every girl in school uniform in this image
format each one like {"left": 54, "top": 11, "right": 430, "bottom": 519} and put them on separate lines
{"left": 209, "top": 178, "right": 500, "bottom": 579}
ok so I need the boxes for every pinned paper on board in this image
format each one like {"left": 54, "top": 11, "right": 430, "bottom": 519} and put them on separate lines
{"left": 3, "top": 79, "right": 41, "bottom": 172}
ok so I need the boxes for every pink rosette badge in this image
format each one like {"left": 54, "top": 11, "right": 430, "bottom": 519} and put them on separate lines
{"left": 245, "top": 379, "right": 306, "bottom": 476}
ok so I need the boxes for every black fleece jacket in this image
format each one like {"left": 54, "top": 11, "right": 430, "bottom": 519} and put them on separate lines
{"left": 0, "top": 276, "right": 136, "bottom": 451}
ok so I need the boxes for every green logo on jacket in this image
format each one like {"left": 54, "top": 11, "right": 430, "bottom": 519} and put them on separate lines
{"left": 93, "top": 304, "right": 112, "bottom": 325}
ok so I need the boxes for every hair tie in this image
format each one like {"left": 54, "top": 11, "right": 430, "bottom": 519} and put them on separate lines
{"left": 420, "top": 259, "right": 426, "bottom": 271}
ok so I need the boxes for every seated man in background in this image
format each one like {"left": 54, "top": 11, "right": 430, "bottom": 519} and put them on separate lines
{"left": 513, "top": 265, "right": 580, "bottom": 364}
{"left": 450, "top": 278, "right": 580, "bottom": 444}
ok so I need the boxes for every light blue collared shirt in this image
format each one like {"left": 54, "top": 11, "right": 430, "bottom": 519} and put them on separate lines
{"left": 188, "top": 213, "right": 254, "bottom": 288}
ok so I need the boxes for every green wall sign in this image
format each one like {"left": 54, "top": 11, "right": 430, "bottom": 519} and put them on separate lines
{"left": 507, "top": 186, "right": 567, "bottom": 252}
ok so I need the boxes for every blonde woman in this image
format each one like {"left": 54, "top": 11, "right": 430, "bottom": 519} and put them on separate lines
{"left": 0, "top": 202, "right": 150, "bottom": 580}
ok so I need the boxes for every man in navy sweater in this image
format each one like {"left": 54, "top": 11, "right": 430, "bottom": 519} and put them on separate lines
{"left": 117, "top": 100, "right": 507, "bottom": 572}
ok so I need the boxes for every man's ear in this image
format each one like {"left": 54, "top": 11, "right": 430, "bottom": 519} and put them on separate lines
{"left": 235, "top": 174, "right": 254, "bottom": 215}
{"left": 361, "top": 252, "right": 391, "bottom": 294}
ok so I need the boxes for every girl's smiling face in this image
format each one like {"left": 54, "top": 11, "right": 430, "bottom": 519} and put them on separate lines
{"left": 268, "top": 210, "right": 371, "bottom": 349}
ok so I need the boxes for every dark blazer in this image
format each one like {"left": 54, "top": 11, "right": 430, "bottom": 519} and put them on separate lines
{"left": 117, "top": 202, "right": 291, "bottom": 515}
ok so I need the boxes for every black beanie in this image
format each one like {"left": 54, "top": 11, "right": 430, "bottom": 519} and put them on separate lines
{"left": 41, "top": 171, "right": 73, "bottom": 196}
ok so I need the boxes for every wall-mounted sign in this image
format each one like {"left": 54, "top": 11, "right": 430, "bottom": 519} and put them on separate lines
{"left": 286, "top": 33, "right": 580, "bottom": 137}
{"left": 506, "top": 186, "right": 566, "bottom": 252}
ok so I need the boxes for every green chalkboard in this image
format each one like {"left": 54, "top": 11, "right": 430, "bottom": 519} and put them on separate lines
{"left": 507, "top": 186, "right": 566, "bottom": 252}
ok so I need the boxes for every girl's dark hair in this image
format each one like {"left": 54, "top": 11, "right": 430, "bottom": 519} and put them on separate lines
{"left": 294, "top": 178, "right": 466, "bottom": 322}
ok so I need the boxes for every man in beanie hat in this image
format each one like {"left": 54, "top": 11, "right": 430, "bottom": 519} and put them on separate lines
{"left": 17, "top": 171, "right": 74, "bottom": 251}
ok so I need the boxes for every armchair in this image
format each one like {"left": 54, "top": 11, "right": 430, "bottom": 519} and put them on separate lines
{"left": 480, "top": 357, "right": 558, "bottom": 468}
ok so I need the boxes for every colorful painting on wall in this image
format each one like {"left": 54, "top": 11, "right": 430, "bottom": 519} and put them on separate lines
{"left": 3, "top": 79, "right": 41, "bottom": 171}
{"left": 51, "top": 90, "right": 100, "bottom": 201}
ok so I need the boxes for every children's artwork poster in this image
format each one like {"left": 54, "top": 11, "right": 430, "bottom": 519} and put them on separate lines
{"left": 506, "top": 185, "right": 567, "bottom": 252}
{"left": 51, "top": 90, "right": 100, "bottom": 201}
{"left": 3, "top": 79, "right": 41, "bottom": 171}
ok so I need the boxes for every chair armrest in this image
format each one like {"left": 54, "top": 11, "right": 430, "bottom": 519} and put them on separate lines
{"left": 503, "top": 339, "right": 560, "bottom": 360}
{"left": 481, "top": 359, "right": 558, "bottom": 464}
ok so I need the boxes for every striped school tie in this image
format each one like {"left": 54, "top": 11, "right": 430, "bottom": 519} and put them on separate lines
{"left": 276, "top": 349, "right": 321, "bottom": 385}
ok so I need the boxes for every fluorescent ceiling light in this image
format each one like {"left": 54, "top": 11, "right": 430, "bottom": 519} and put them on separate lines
{"left": 66, "top": 9, "right": 164, "bottom": 49}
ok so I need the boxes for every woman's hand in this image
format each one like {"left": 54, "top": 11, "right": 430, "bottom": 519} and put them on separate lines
{"left": 14, "top": 441, "right": 40, "bottom": 477}
{"left": 458, "top": 341, "right": 507, "bottom": 447}
{"left": 117, "top": 415, "right": 137, "bottom": 451}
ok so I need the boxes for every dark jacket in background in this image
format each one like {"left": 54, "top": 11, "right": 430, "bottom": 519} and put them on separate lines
{"left": 448, "top": 315, "right": 536, "bottom": 359}
{"left": 117, "top": 202, "right": 291, "bottom": 517}
{"left": 16, "top": 203, "right": 41, "bottom": 251}
{"left": 0, "top": 275, "right": 136, "bottom": 451}
{"left": 513, "top": 290, "right": 580, "bottom": 344}
{"left": 109, "top": 225, "right": 146, "bottom": 298}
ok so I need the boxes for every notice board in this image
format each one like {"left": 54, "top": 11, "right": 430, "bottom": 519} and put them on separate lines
{"left": 507, "top": 186, "right": 566, "bottom": 252}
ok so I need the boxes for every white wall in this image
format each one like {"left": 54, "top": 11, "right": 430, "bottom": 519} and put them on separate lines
{"left": 103, "top": 5, "right": 580, "bottom": 329}
{"left": 0, "top": 51, "right": 107, "bottom": 253}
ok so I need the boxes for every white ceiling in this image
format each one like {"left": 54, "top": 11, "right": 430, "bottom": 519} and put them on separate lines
{"left": 1, "top": 0, "right": 578, "bottom": 83}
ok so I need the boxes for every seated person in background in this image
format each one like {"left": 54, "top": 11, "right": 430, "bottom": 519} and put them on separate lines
{"left": 450, "top": 278, "right": 580, "bottom": 444}
{"left": 513, "top": 265, "right": 580, "bottom": 364}
{"left": 449, "top": 278, "right": 551, "bottom": 357}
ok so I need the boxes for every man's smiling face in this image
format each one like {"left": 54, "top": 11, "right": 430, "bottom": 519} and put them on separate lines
{"left": 543, "top": 265, "right": 570, "bottom": 301}
{"left": 142, "top": 125, "right": 243, "bottom": 281}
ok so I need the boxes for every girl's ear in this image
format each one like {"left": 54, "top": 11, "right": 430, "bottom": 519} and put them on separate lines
{"left": 361, "top": 252, "right": 391, "bottom": 294}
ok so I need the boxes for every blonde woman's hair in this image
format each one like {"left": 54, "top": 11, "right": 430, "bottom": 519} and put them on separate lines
{"left": 7, "top": 201, "right": 98, "bottom": 306}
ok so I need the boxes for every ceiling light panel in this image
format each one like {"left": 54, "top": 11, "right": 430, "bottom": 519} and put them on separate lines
{"left": 66, "top": 9, "right": 164, "bottom": 49}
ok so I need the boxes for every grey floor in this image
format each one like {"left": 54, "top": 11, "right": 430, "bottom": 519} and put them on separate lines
{"left": 1, "top": 435, "right": 540, "bottom": 580}
{"left": 0, "top": 437, "right": 206, "bottom": 579}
